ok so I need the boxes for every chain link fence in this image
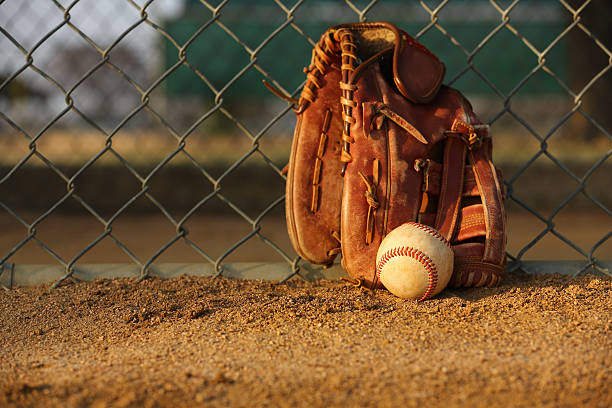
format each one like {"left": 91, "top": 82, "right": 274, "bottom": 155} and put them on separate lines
{"left": 0, "top": 0, "right": 610, "bottom": 288}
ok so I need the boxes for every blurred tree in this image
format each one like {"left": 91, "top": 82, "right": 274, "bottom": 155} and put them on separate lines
{"left": 0, "top": 76, "right": 46, "bottom": 101}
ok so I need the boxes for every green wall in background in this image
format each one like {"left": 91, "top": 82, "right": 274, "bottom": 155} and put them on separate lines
{"left": 162, "top": 1, "right": 569, "bottom": 101}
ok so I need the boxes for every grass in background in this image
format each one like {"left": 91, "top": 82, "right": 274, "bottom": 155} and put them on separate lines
{"left": 0, "top": 126, "right": 609, "bottom": 169}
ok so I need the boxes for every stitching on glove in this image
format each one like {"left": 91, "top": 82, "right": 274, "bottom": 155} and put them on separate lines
{"left": 448, "top": 119, "right": 490, "bottom": 150}
{"left": 327, "top": 230, "right": 342, "bottom": 257}
{"left": 453, "top": 261, "right": 504, "bottom": 287}
{"left": 310, "top": 109, "right": 332, "bottom": 213}
{"left": 374, "top": 103, "right": 428, "bottom": 144}
{"left": 341, "top": 277, "right": 363, "bottom": 288}
{"left": 358, "top": 159, "right": 380, "bottom": 245}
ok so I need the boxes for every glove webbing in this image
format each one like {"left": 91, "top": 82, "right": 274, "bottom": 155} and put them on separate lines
{"left": 264, "top": 29, "right": 346, "bottom": 112}
{"left": 336, "top": 29, "right": 358, "bottom": 170}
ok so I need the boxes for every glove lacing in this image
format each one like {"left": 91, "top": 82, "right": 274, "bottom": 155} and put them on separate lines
{"left": 263, "top": 28, "right": 359, "bottom": 173}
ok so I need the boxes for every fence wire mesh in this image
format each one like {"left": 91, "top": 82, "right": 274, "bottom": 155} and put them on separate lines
{"left": 0, "top": 0, "right": 610, "bottom": 287}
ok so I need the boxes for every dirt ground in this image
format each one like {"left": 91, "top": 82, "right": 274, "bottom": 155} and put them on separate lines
{"left": 0, "top": 271, "right": 610, "bottom": 408}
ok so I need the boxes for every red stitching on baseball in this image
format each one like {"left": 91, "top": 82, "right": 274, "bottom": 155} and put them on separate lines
{"left": 406, "top": 222, "right": 451, "bottom": 248}
{"left": 376, "top": 246, "right": 438, "bottom": 301}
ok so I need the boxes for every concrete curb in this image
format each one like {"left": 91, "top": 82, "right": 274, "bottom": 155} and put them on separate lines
{"left": 0, "top": 261, "right": 609, "bottom": 289}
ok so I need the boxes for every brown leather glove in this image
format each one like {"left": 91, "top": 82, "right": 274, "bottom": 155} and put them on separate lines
{"left": 272, "top": 21, "right": 506, "bottom": 289}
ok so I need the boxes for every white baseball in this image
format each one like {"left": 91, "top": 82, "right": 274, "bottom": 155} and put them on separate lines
{"left": 376, "top": 222, "right": 454, "bottom": 300}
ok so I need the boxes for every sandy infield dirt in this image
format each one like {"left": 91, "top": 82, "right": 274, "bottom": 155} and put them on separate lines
{"left": 0, "top": 271, "right": 610, "bottom": 408}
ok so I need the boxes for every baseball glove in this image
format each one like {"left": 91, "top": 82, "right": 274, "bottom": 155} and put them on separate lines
{"left": 267, "top": 21, "right": 506, "bottom": 289}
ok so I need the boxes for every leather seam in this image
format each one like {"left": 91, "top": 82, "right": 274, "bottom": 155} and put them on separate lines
{"left": 376, "top": 246, "right": 439, "bottom": 301}
{"left": 406, "top": 222, "right": 452, "bottom": 248}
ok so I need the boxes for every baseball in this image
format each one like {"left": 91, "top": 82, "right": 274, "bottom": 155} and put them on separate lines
{"left": 376, "top": 222, "right": 454, "bottom": 300}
